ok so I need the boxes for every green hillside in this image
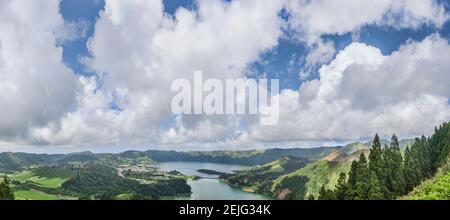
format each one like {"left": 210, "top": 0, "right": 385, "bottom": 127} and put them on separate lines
{"left": 0, "top": 147, "right": 339, "bottom": 173}
{"left": 62, "top": 163, "right": 191, "bottom": 200}
{"left": 5, "top": 162, "right": 192, "bottom": 200}
{"left": 341, "top": 139, "right": 414, "bottom": 155}
{"left": 8, "top": 166, "right": 76, "bottom": 200}
{"left": 403, "top": 172, "right": 450, "bottom": 200}
{"left": 14, "top": 190, "right": 64, "bottom": 200}
{"left": 0, "top": 140, "right": 413, "bottom": 174}
{"left": 220, "top": 156, "right": 309, "bottom": 194}
{"left": 272, "top": 160, "right": 352, "bottom": 200}
{"left": 317, "top": 122, "right": 450, "bottom": 200}
{"left": 126, "top": 147, "right": 338, "bottom": 165}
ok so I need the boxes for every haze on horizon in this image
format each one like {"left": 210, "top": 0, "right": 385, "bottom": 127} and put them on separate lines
{"left": 1, "top": 0, "right": 450, "bottom": 153}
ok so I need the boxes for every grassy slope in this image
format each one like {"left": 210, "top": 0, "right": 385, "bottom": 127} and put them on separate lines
{"left": 221, "top": 156, "right": 308, "bottom": 194}
{"left": 14, "top": 190, "right": 63, "bottom": 200}
{"left": 10, "top": 171, "right": 69, "bottom": 188}
{"left": 403, "top": 153, "right": 450, "bottom": 200}
{"left": 272, "top": 160, "right": 352, "bottom": 199}
{"left": 402, "top": 172, "right": 450, "bottom": 200}
{"left": 9, "top": 170, "right": 71, "bottom": 200}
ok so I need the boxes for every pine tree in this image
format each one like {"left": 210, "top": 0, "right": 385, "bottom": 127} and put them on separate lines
{"left": 403, "top": 146, "right": 421, "bottom": 192}
{"left": 318, "top": 185, "right": 336, "bottom": 200}
{"left": 348, "top": 160, "right": 358, "bottom": 187}
{"left": 389, "top": 134, "right": 406, "bottom": 196}
{"left": 417, "top": 135, "right": 432, "bottom": 178}
{"left": 0, "top": 175, "right": 14, "bottom": 200}
{"left": 354, "top": 153, "right": 371, "bottom": 199}
{"left": 335, "top": 172, "right": 350, "bottom": 200}
{"left": 327, "top": 121, "right": 450, "bottom": 200}
{"left": 306, "top": 194, "right": 315, "bottom": 200}
{"left": 366, "top": 172, "right": 384, "bottom": 200}
{"left": 287, "top": 191, "right": 298, "bottom": 200}
{"left": 368, "top": 134, "right": 389, "bottom": 198}
{"left": 369, "top": 134, "right": 385, "bottom": 181}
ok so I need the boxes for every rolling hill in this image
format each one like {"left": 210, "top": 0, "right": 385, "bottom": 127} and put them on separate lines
{"left": 220, "top": 156, "right": 309, "bottom": 194}
{"left": 0, "top": 147, "right": 340, "bottom": 173}
{"left": 271, "top": 160, "right": 353, "bottom": 200}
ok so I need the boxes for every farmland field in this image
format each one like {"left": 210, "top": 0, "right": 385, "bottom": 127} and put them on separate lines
{"left": 14, "top": 190, "right": 63, "bottom": 200}
{"left": 10, "top": 171, "right": 68, "bottom": 188}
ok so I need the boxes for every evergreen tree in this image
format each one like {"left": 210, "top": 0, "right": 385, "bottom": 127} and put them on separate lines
{"left": 383, "top": 143, "right": 394, "bottom": 191}
{"left": 287, "top": 191, "right": 298, "bottom": 200}
{"left": 417, "top": 135, "right": 432, "bottom": 178}
{"left": 389, "top": 134, "right": 406, "bottom": 196}
{"left": 369, "top": 134, "right": 385, "bottom": 181}
{"left": 348, "top": 160, "right": 358, "bottom": 187}
{"left": 327, "top": 121, "right": 450, "bottom": 200}
{"left": 366, "top": 172, "right": 384, "bottom": 200}
{"left": 403, "top": 146, "right": 421, "bottom": 192}
{"left": 368, "top": 134, "right": 389, "bottom": 198}
{"left": 0, "top": 175, "right": 14, "bottom": 200}
{"left": 335, "top": 172, "right": 350, "bottom": 200}
{"left": 306, "top": 194, "right": 315, "bottom": 200}
{"left": 318, "top": 185, "right": 336, "bottom": 200}
{"left": 354, "top": 153, "right": 371, "bottom": 199}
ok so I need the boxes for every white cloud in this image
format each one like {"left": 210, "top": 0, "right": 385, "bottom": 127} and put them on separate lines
{"left": 0, "top": 0, "right": 78, "bottom": 144}
{"left": 286, "top": 0, "right": 449, "bottom": 77}
{"left": 55, "top": 20, "right": 90, "bottom": 44}
{"left": 31, "top": 0, "right": 285, "bottom": 147}
{"left": 300, "top": 39, "right": 336, "bottom": 80}
{"left": 247, "top": 35, "right": 450, "bottom": 142}
{"left": 286, "top": 0, "right": 449, "bottom": 42}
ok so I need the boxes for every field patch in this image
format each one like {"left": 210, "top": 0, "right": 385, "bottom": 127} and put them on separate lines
{"left": 9, "top": 171, "right": 68, "bottom": 188}
{"left": 27, "top": 176, "right": 68, "bottom": 188}
{"left": 14, "top": 190, "right": 63, "bottom": 200}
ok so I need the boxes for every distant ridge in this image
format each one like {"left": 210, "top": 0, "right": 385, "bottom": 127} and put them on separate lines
{"left": 0, "top": 139, "right": 414, "bottom": 173}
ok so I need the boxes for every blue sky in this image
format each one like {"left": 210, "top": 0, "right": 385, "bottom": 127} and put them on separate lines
{"left": 60, "top": 0, "right": 104, "bottom": 76}
{"left": 60, "top": 0, "right": 450, "bottom": 91}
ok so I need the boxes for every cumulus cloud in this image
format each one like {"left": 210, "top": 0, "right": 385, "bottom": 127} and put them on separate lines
{"left": 286, "top": 0, "right": 450, "bottom": 76}
{"left": 286, "top": 0, "right": 449, "bottom": 42}
{"left": 31, "top": 0, "right": 284, "bottom": 147}
{"left": 247, "top": 35, "right": 450, "bottom": 142}
{"left": 0, "top": 0, "right": 78, "bottom": 143}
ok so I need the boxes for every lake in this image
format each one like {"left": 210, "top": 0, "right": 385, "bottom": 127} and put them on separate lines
{"left": 151, "top": 162, "right": 272, "bottom": 200}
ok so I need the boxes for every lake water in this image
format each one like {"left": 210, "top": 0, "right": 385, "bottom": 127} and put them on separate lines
{"left": 151, "top": 162, "right": 272, "bottom": 200}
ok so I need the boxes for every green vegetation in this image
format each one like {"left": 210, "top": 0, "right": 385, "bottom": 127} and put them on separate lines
{"left": 33, "top": 165, "right": 77, "bottom": 179}
{"left": 0, "top": 123, "right": 446, "bottom": 200}
{"left": 2, "top": 163, "right": 192, "bottom": 200}
{"left": 10, "top": 171, "right": 36, "bottom": 182}
{"left": 120, "top": 148, "right": 338, "bottom": 166}
{"left": 14, "top": 190, "right": 62, "bottom": 200}
{"left": 26, "top": 176, "right": 67, "bottom": 188}
{"left": 0, "top": 176, "right": 14, "bottom": 200}
{"left": 0, "top": 147, "right": 340, "bottom": 174}
{"left": 403, "top": 173, "right": 450, "bottom": 200}
{"left": 62, "top": 163, "right": 191, "bottom": 200}
{"left": 9, "top": 166, "right": 75, "bottom": 189}
{"left": 272, "top": 160, "right": 352, "bottom": 199}
{"left": 197, "top": 169, "right": 228, "bottom": 176}
{"left": 220, "top": 156, "right": 308, "bottom": 194}
{"left": 318, "top": 122, "right": 450, "bottom": 200}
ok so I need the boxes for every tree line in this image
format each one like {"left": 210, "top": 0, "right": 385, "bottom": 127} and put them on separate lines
{"left": 316, "top": 121, "right": 450, "bottom": 200}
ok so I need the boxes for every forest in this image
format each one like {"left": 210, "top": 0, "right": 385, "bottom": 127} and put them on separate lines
{"left": 316, "top": 122, "right": 450, "bottom": 200}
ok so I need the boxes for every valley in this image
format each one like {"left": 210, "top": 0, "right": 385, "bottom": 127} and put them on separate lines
{"left": 0, "top": 129, "right": 448, "bottom": 200}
